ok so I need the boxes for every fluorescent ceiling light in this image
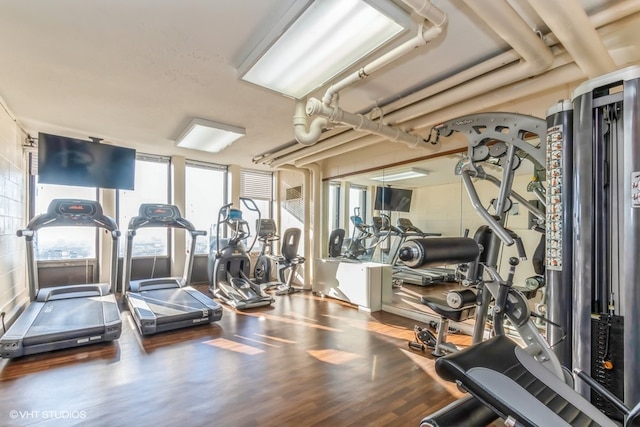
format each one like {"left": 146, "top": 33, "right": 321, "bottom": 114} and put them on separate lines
{"left": 175, "top": 118, "right": 245, "bottom": 153}
{"left": 371, "top": 167, "right": 430, "bottom": 182}
{"left": 239, "top": 0, "right": 409, "bottom": 99}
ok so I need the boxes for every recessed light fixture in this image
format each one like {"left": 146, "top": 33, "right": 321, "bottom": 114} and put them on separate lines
{"left": 371, "top": 167, "right": 430, "bottom": 182}
{"left": 175, "top": 118, "right": 245, "bottom": 153}
{"left": 238, "top": 0, "right": 410, "bottom": 99}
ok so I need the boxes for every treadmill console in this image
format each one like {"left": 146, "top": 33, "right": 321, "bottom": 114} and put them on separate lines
{"left": 140, "top": 204, "right": 180, "bottom": 222}
{"left": 51, "top": 200, "right": 100, "bottom": 218}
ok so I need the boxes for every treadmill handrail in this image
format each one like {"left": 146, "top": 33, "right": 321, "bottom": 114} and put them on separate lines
{"left": 20, "top": 198, "right": 120, "bottom": 301}
{"left": 122, "top": 203, "right": 203, "bottom": 293}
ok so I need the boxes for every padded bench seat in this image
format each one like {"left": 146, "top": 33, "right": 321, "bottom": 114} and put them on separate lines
{"left": 435, "top": 335, "right": 618, "bottom": 427}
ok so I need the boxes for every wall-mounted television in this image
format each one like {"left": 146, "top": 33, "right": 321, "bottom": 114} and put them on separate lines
{"left": 38, "top": 132, "right": 136, "bottom": 190}
{"left": 374, "top": 186, "right": 413, "bottom": 212}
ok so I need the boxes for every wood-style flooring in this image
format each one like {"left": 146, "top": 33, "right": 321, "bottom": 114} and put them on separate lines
{"left": 0, "top": 287, "right": 471, "bottom": 427}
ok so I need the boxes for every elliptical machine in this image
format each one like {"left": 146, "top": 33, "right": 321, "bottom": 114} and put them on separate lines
{"left": 207, "top": 198, "right": 274, "bottom": 309}
{"left": 343, "top": 207, "right": 375, "bottom": 260}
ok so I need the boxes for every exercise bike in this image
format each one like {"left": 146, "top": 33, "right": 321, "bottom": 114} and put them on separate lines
{"left": 207, "top": 198, "right": 274, "bottom": 310}
{"left": 253, "top": 218, "right": 306, "bottom": 295}
{"left": 253, "top": 218, "right": 279, "bottom": 284}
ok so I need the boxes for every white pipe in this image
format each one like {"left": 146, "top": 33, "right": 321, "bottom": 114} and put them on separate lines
{"left": 270, "top": 130, "right": 369, "bottom": 168}
{"left": 528, "top": 0, "right": 617, "bottom": 78}
{"left": 293, "top": 101, "right": 328, "bottom": 146}
{"left": 371, "top": 50, "right": 520, "bottom": 121}
{"left": 286, "top": 0, "right": 546, "bottom": 159}
{"left": 374, "top": 0, "right": 556, "bottom": 125}
{"left": 261, "top": 0, "right": 640, "bottom": 166}
{"left": 296, "top": 62, "right": 584, "bottom": 166}
{"left": 589, "top": 0, "right": 640, "bottom": 27}
{"left": 402, "top": 0, "right": 447, "bottom": 25}
{"left": 462, "top": 0, "right": 553, "bottom": 69}
{"left": 305, "top": 98, "right": 432, "bottom": 149}
{"left": 294, "top": 134, "right": 385, "bottom": 167}
{"left": 321, "top": 0, "right": 448, "bottom": 105}
{"left": 277, "top": 165, "right": 311, "bottom": 289}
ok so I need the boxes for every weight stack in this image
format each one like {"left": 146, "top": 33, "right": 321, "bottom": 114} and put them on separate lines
{"left": 590, "top": 315, "right": 624, "bottom": 421}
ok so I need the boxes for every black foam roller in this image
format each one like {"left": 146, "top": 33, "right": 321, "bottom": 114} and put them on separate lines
{"left": 398, "top": 237, "right": 480, "bottom": 269}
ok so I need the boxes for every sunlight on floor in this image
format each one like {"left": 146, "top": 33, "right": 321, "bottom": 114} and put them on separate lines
{"left": 237, "top": 311, "right": 341, "bottom": 332}
{"left": 233, "top": 334, "right": 280, "bottom": 348}
{"left": 307, "top": 348, "right": 363, "bottom": 365}
{"left": 203, "top": 338, "right": 264, "bottom": 355}
{"left": 253, "top": 334, "right": 297, "bottom": 344}
{"left": 322, "top": 314, "right": 414, "bottom": 341}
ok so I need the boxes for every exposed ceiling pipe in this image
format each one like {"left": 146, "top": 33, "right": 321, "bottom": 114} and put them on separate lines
{"left": 293, "top": 0, "right": 448, "bottom": 148}
{"left": 294, "top": 134, "right": 386, "bottom": 167}
{"left": 305, "top": 98, "right": 433, "bottom": 148}
{"left": 293, "top": 101, "right": 328, "bottom": 146}
{"left": 321, "top": 0, "right": 448, "bottom": 105}
{"left": 269, "top": 131, "right": 373, "bottom": 168}
{"left": 528, "top": 0, "right": 617, "bottom": 78}
{"left": 260, "top": 0, "right": 640, "bottom": 167}
{"left": 285, "top": 0, "right": 552, "bottom": 164}
{"left": 386, "top": 0, "right": 554, "bottom": 123}
{"left": 290, "top": 0, "right": 638, "bottom": 166}
{"left": 265, "top": 49, "right": 521, "bottom": 167}
{"left": 294, "top": 61, "right": 584, "bottom": 166}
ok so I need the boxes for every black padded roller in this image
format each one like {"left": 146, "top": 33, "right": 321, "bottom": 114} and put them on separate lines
{"left": 398, "top": 237, "right": 480, "bottom": 269}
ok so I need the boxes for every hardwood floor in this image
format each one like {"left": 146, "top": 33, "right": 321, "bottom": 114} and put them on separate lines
{"left": 0, "top": 289, "right": 471, "bottom": 427}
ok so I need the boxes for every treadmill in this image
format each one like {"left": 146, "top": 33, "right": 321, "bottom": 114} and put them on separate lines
{"left": 0, "top": 199, "right": 122, "bottom": 359}
{"left": 122, "top": 203, "right": 222, "bottom": 335}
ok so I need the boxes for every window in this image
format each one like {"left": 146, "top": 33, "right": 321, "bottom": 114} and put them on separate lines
{"left": 117, "top": 155, "right": 170, "bottom": 257}
{"left": 327, "top": 182, "right": 341, "bottom": 231}
{"left": 185, "top": 160, "right": 227, "bottom": 254}
{"left": 349, "top": 184, "right": 368, "bottom": 233}
{"left": 33, "top": 180, "right": 98, "bottom": 260}
{"left": 240, "top": 169, "right": 273, "bottom": 251}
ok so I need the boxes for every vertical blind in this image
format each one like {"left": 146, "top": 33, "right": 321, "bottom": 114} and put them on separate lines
{"left": 240, "top": 169, "right": 273, "bottom": 200}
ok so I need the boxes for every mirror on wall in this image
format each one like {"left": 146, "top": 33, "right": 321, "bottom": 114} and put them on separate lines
{"left": 324, "top": 151, "right": 544, "bottom": 330}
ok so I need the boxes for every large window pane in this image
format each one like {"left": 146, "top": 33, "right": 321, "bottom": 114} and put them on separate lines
{"left": 185, "top": 162, "right": 226, "bottom": 254}
{"left": 118, "top": 156, "right": 170, "bottom": 256}
{"left": 348, "top": 185, "right": 367, "bottom": 234}
{"left": 34, "top": 181, "right": 97, "bottom": 260}
{"left": 328, "top": 182, "right": 340, "bottom": 231}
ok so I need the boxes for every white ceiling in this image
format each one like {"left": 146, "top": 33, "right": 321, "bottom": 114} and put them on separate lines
{"left": 0, "top": 0, "right": 634, "bottom": 170}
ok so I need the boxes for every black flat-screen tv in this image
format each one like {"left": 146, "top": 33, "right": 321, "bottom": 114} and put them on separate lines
{"left": 38, "top": 132, "right": 136, "bottom": 190}
{"left": 374, "top": 186, "right": 413, "bottom": 212}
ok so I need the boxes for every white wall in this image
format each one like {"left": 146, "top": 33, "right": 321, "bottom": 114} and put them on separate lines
{"left": 0, "top": 99, "right": 28, "bottom": 323}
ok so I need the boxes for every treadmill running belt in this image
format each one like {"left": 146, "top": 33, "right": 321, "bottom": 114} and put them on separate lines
{"left": 140, "top": 289, "right": 209, "bottom": 325}
{"left": 24, "top": 298, "right": 106, "bottom": 346}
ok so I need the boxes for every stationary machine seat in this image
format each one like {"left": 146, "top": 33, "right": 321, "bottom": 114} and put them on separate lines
{"left": 420, "top": 296, "right": 475, "bottom": 323}
{"left": 433, "top": 335, "right": 635, "bottom": 427}
{"left": 327, "top": 228, "right": 345, "bottom": 257}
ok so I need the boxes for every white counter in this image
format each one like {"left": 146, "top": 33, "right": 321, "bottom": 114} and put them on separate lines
{"left": 313, "top": 259, "right": 391, "bottom": 312}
